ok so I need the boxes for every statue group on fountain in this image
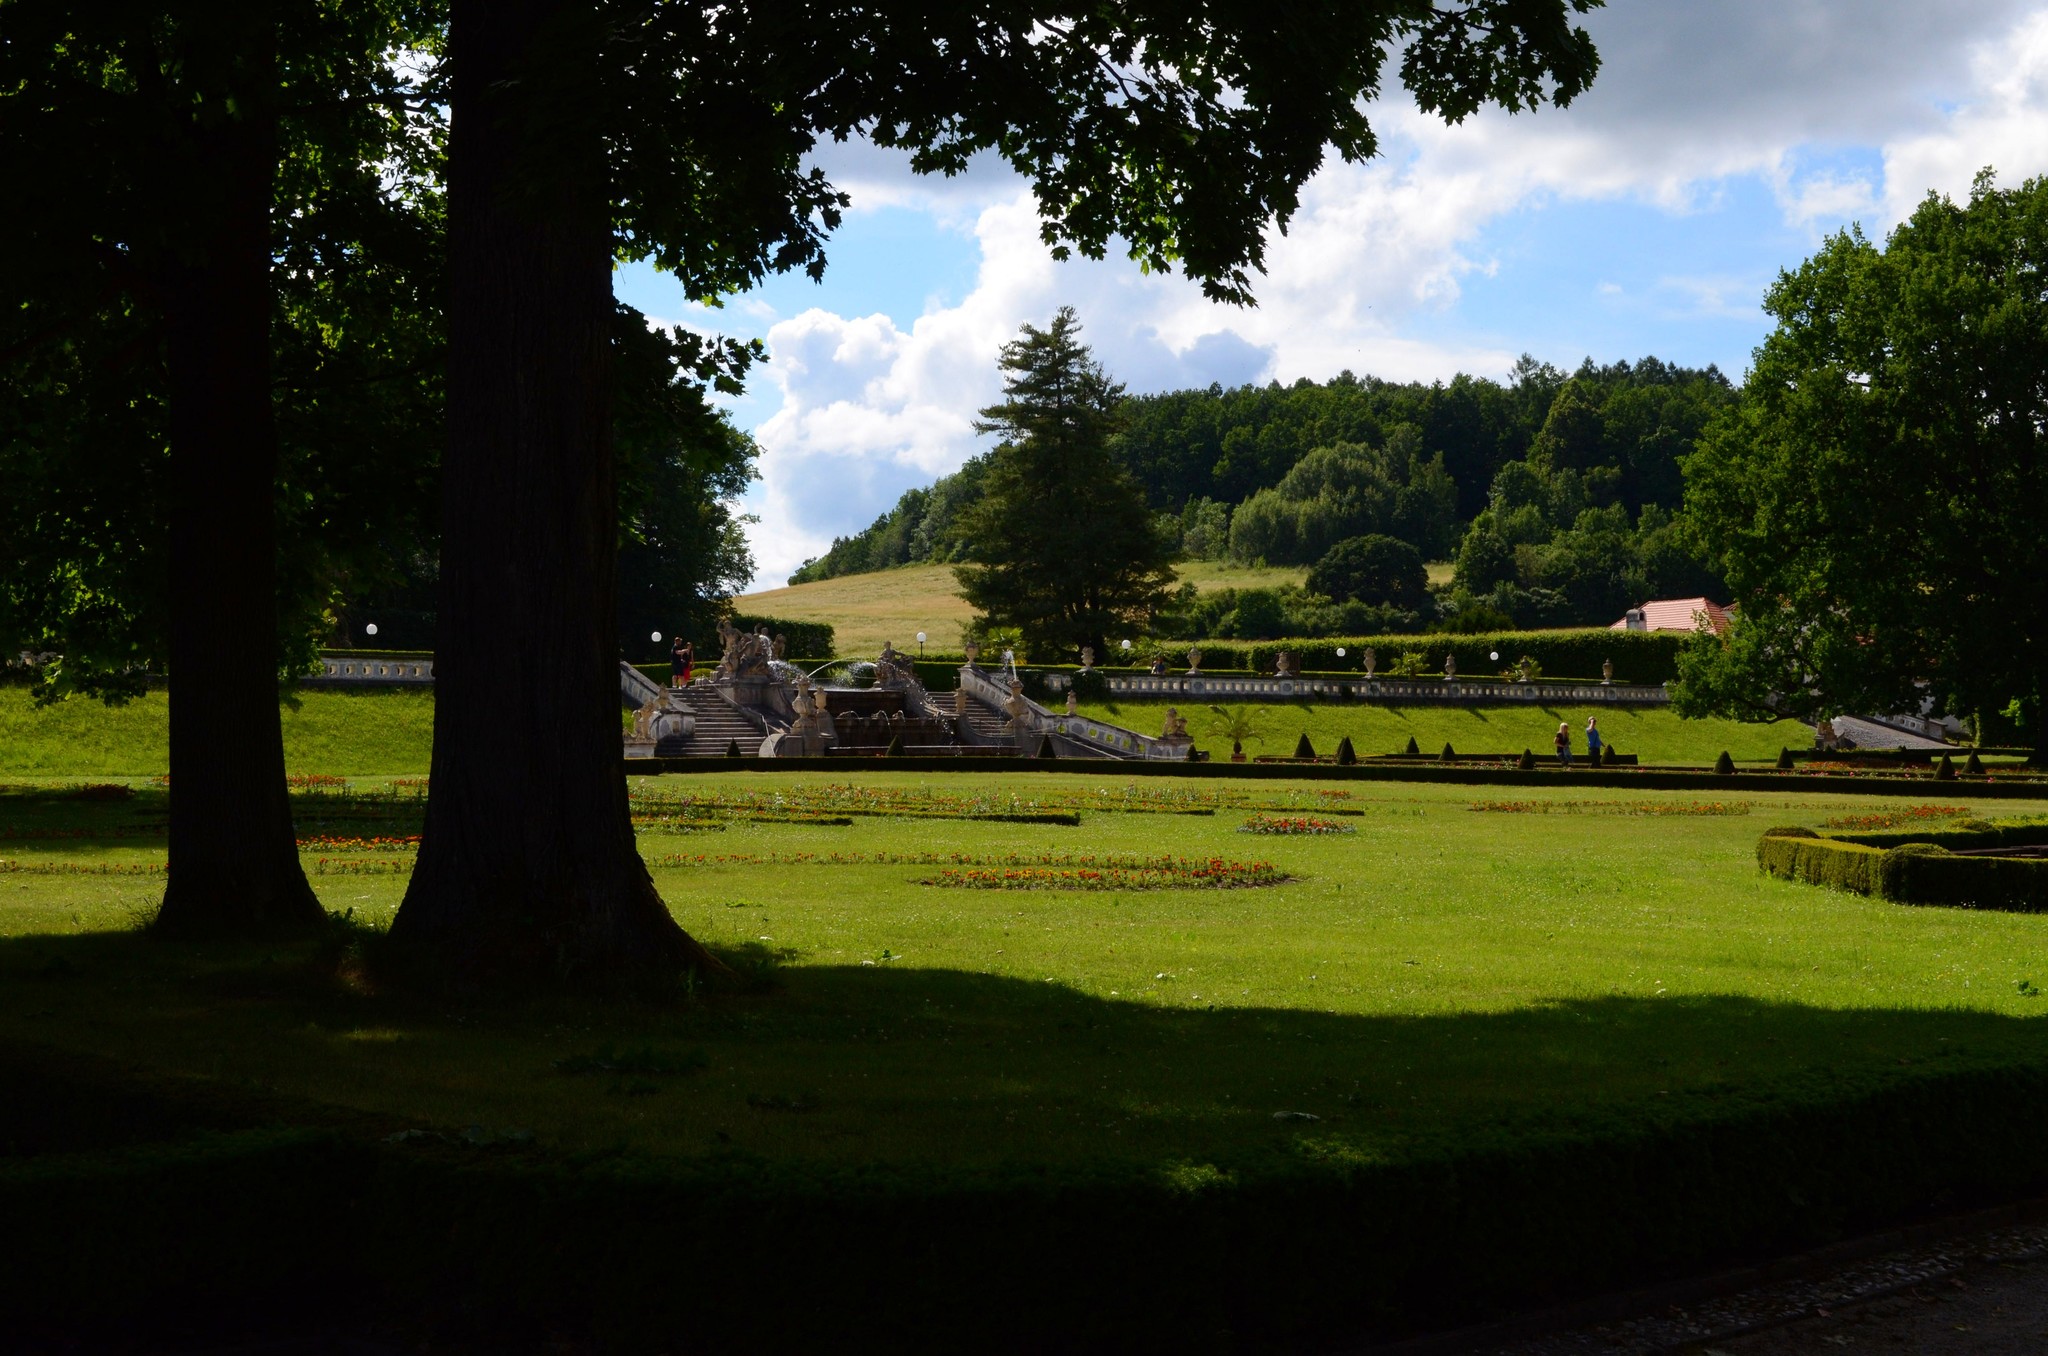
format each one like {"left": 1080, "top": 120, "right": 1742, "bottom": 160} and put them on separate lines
{"left": 714, "top": 618, "right": 786, "bottom": 680}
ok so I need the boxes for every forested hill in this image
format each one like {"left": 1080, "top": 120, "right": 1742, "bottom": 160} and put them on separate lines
{"left": 787, "top": 355, "right": 1735, "bottom": 631}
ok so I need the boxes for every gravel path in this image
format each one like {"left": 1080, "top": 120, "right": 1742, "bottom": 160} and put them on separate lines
{"left": 1423, "top": 1220, "right": 2048, "bottom": 1356}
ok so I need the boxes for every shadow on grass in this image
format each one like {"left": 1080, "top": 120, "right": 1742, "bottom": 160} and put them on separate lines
{"left": 4, "top": 924, "right": 2048, "bottom": 1352}
{"left": 3, "top": 921, "right": 2044, "bottom": 1169}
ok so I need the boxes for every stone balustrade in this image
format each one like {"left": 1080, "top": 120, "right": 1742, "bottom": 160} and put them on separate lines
{"left": 958, "top": 665, "right": 1189, "bottom": 760}
{"left": 1042, "top": 671, "right": 1670, "bottom": 706}
{"left": 309, "top": 653, "right": 434, "bottom": 684}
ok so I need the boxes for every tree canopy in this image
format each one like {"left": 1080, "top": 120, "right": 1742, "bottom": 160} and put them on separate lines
{"left": 1674, "top": 172, "right": 2048, "bottom": 749}
{"left": 951, "top": 309, "right": 1176, "bottom": 660}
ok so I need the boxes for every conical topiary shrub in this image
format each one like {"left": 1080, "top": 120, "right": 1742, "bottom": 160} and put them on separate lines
{"left": 725, "top": 739, "right": 743, "bottom": 758}
{"left": 1518, "top": 748, "right": 1536, "bottom": 771}
{"left": 1439, "top": 742, "right": 1456, "bottom": 762}
{"left": 1335, "top": 736, "right": 1357, "bottom": 766}
{"left": 1404, "top": 736, "right": 1420, "bottom": 756}
{"left": 1186, "top": 743, "right": 1201, "bottom": 762}
{"left": 884, "top": 733, "right": 904, "bottom": 757}
{"left": 1713, "top": 750, "right": 1735, "bottom": 775}
{"left": 1966, "top": 750, "right": 1985, "bottom": 775}
{"left": 1776, "top": 746, "right": 1794, "bottom": 770}
{"left": 1035, "top": 734, "right": 1057, "bottom": 759}
{"left": 1934, "top": 753, "right": 1956, "bottom": 780}
{"left": 1294, "top": 733, "right": 1316, "bottom": 760}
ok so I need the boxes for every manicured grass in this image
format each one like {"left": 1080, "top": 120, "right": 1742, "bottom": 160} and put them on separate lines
{"left": 1082, "top": 697, "right": 1813, "bottom": 765}
{"left": 735, "top": 558, "right": 1312, "bottom": 656}
{"left": 0, "top": 686, "right": 435, "bottom": 778}
{"left": 4, "top": 772, "right": 2045, "bottom": 1171}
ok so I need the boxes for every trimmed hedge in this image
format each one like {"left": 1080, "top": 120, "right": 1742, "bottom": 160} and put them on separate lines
{"left": 1135, "top": 629, "right": 1689, "bottom": 684}
{"left": 1758, "top": 823, "right": 2048, "bottom": 912}
{"left": 728, "top": 613, "right": 835, "bottom": 658}
{"left": 636, "top": 757, "right": 2048, "bottom": 798}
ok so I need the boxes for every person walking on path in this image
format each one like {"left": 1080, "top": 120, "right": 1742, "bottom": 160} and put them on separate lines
{"left": 1554, "top": 721, "right": 1572, "bottom": 768}
{"left": 1584, "top": 716, "right": 1603, "bottom": 763}
{"left": 671, "top": 637, "right": 694, "bottom": 688}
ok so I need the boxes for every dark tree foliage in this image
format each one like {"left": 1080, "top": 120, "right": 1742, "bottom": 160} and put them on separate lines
{"left": 1676, "top": 172, "right": 2048, "bottom": 752}
{"left": 1307, "top": 535, "right": 1428, "bottom": 612}
{"left": 612, "top": 308, "right": 760, "bottom": 662}
{"left": 951, "top": 309, "right": 1176, "bottom": 661}
{"left": 1, "top": 0, "right": 441, "bottom": 935}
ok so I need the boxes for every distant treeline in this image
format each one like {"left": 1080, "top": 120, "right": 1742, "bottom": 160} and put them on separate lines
{"left": 788, "top": 355, "right": 1735, "bottom": 633}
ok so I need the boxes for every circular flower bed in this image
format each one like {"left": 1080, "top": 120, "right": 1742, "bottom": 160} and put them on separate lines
{"left": 1238, "top": 813, "right": 1355, "bottom": 835}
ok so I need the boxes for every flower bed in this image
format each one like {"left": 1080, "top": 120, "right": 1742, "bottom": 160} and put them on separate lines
{"left": 652, "top": 848, "right": 1288, "bottom": 889}
{"left": 1468, "top": 800, "right": 1750, "bottom": 816}
{"left": 0, "top": 859, "right": 167, "bottom": 875}
{"left": 1822, "top": 805, "right": 1972, "bottom": 831}
{"left": 919, "top": 857, "right": 1286, "bottom": 890}
{"left": 1238, "top": 814, "right": 1355, "bottom": 835}
{"left": 296, "top": 834, "right": 422, "bottom": 853}
{"left": 310, "top": 858, "right": 413, "bottom": 876}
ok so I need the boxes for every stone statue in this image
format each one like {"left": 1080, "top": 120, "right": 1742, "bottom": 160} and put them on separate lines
{"left": 773, "top": 633, "right": 787, "bottom": 661}
{"left": 1187, "top": 648, "right": 1203, "bottom": 675}
{"left": 1065, "top": 690, "right": 1079, "bottom": 716}
{"left": 1079, "top": 645, "right": 1095, "bottom": 671}
{"left": 874, "top": 640, "right": 911, "bottom": 688}
{"left": 953, "top": 686, "right": 969, "bottom": 717}
{"left": 1275, "top": 650, "right": 1298, "bottom": 678}
{"left": 631, "top": 696, "right": 660, "bottom": 741}
{"left": 1160, "top": 706, "right": 1190, "bottom": 740}
{"left": 1443, "top": 653, "right": 1457, "bottom": 681}
{"left": 1602, "top": 658, "right": 1614, "bottom": 685}
{"left": 1815, "top": 718, "right": 1838, "bottom": 752}
{"left": 1362, "top": 647, "right": 1376, "bottom": 678}
{"left": 1002, "top": 678, "right": 1031, "bottom": 734}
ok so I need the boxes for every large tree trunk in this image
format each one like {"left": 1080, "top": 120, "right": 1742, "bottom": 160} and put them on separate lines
{"left": 385, "top": 0, "right": 717, "bottom": 990}
{"left": 153, "top": 39, "right": 324, "bottom": 938}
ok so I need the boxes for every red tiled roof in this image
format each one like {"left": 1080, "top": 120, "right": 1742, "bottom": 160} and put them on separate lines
{"left": 1610, "top": 598, "right": 1733, "bottom": 636}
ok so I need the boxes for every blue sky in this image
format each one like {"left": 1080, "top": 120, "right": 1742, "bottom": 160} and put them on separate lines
{"left": 615, "top": 0, "right": 2048, "bottom": 586}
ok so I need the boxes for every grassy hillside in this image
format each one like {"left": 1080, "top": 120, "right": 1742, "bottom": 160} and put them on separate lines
{"left": 0, "top": 686, "right": 435, "bottom": 778}
{"left": 736, "top": 559, "right": 1322, "bottom": 657}
{"left": 1078, "top": 697, "right": 1810, "bottom": 765}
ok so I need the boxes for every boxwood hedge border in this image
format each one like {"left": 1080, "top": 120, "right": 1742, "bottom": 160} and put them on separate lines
{"left": 638, "top": 755, "right": 2048, "bottom": 800}
{"left": 1757, "top": 823, "right": 2048, "bottom": 911}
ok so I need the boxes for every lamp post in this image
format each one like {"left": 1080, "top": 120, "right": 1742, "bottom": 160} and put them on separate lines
{"left": 365, "top": 623, "right": 378, "bottom": 638}
{"left": 916, "top": 631, "right": 927, "bottom": 658}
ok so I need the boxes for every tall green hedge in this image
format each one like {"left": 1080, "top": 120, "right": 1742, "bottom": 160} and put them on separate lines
{"left": 728, "top": 613, "right": 835, "bottom": 658}
{"left": 1109, "top": 629, "right": 1687, "bottom": 683}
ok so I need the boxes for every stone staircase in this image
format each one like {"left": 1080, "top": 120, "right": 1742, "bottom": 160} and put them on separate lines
{"left": 668, "top": 683, "right": 773, "bottom": 756}
{"left": 953, "top": 690, "right": 1020, "bottom": 749}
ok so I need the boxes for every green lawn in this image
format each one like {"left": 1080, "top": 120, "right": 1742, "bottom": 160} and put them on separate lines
{"left": 0, "top": 685, "right": 435, "bottom": 777}
{"left": 4, "top": 772, "right": 2044, "bottom": 1170}
{"left": 1082, "top": 697, "right": 1813, "bottom": 765}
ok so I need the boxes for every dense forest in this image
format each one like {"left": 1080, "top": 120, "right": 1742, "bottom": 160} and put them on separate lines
{"left": 787, "top": 355, "right": 1736, "bottom": 634}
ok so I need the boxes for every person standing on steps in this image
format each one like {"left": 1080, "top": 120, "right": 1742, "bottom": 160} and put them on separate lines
{"left": 1555, "top": 721, "right": 1572, "bottom": 768}
{"left": 1584, "top": 716, "right": 1602, "bottom": 763}
{"left": 672, "top": 636, "right": 694, "bottom": 689}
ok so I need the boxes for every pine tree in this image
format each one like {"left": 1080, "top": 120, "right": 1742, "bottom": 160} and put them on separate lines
{"left": 952, "top": 309, "right": 1176, "bottom": 661}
